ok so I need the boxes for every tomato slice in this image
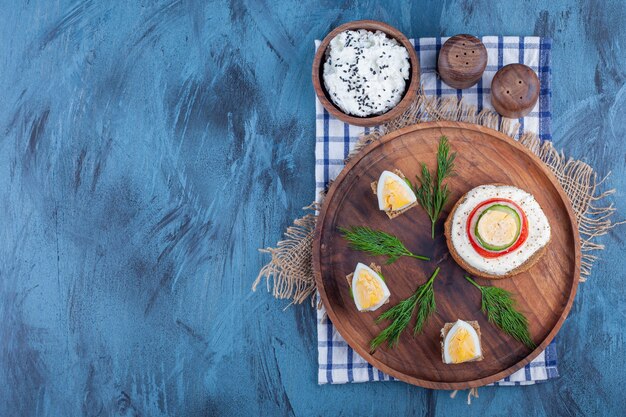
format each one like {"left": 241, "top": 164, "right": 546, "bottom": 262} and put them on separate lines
{"left": 466, "top": 198, "right": 528, "bottom": 258}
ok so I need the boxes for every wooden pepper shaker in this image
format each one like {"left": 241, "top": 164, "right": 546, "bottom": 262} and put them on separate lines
{"left": 438, "top": 34, "right": 487, "bottom": 89}
{"left": 491, "top": 64, "right": 540, "bottom": 118}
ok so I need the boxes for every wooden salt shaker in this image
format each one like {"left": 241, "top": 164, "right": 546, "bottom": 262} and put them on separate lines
{"left": 438, "top": 34, "right": 487, "bottom": 89}
{"left": 491, "top": 64, "right": 540, "bottom": 118}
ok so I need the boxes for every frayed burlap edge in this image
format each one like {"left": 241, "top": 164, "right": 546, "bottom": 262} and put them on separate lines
{"left": 252, "top": 203, "right": 321, "bottom": 307}
{"left": 253, "top": 89, "right": 622, "bottom": 305}
{"left": 450, "top": 387, "right": 479, "bottom": 404}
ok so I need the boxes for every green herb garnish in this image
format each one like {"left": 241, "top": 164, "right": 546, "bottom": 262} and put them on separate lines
{"left": 465, "top": 275, "right": 536, "bottom": 349}
{"left": 339, "top": 226, "right": 429, "bottom": 264}
{"left": 370, "top": 267, "right": 440, "bottom": 352}
{"left": 414, "top": 136, "right": 456, "bottom": 238}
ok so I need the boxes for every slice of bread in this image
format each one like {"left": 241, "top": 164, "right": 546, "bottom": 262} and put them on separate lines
{"left": 371, "top": 169, "right": 418, "bottom": 219}
{"left": 444, "top": 183, "right": 550, "bottom": 280}
{"left": 440, "top": 320, "right": 484, "bottom": 364}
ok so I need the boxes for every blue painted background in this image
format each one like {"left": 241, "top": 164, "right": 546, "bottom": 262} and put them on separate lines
{"left": 0, "top": 1, "right": 624, "bottom": 416}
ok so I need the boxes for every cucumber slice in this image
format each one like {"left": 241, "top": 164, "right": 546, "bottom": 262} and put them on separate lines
{"left": 474, "top": 204, "right": 521, "bottom": 251}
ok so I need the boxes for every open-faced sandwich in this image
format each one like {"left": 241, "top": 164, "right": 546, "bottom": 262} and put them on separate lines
{"left": 371, "top": 170, "right": 417, "bottom": 219}
{"left": 441, "top": 319, "right": 484, "bottom": 364}
{"left": 444, "top": 184, "right": 551, "bottom": 279}
{"left": 346, "top": 263, "right": 390, "bottom": 312}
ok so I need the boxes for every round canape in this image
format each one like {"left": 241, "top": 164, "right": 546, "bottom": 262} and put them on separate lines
{"left": 444, "top": 183, "right": 551, "bottom": 279}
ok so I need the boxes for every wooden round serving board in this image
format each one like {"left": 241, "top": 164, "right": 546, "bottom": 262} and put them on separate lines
{"left": 312, "top": 121, "right": 580, "bottom": 389}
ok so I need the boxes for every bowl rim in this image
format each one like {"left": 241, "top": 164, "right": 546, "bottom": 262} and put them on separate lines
{"left": 312, "top": 20, "right": 420, "bottom": 127}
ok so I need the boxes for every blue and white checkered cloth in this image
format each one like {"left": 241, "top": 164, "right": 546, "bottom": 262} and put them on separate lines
{"left": 315, "top": 36, "right": 559, "bottom": 386}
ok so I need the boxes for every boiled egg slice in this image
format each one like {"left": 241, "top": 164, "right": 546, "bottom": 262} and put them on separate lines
{"left": 475, "top": 203, "right": 522, "bottom": 251}
{"left": 376, "top": 170, "right": 416, "bottom": 212}
{"left": 351, "top": 263, "right": 390, "bottom": 312}
{"left": 443, "top": 320, "right": 482, "bottom": 364}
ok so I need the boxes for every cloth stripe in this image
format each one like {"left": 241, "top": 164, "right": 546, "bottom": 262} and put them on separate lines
{"left": 315, "top": 36, "right": 557, "bottom": 386}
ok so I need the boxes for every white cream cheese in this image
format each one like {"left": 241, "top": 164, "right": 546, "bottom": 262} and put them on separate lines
{"left": 450, "top": 185, "right": 551, "bottom": 275}
{"left": 323, "top": 29, "right": 410, "bottom": 117}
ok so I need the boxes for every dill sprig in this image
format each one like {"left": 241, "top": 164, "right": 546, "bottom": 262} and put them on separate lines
{"left": 465, "top": 275, "right": 536, "bottom": 350}
{"left": 414, "top": 136, "right": 456, "bottom": 238}
{"left": 339, "top": 226, "right": 429, "bottom": 264}
{"left": 370, "top": 267, "right": 440, "bottom": 352}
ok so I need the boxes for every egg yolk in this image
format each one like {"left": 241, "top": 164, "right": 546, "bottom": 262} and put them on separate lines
{"left": 355, "top": 270, "right": 384, "bottom": 309}
{"left": 382, "top": 178, "right": 411, "bottom": 211}
{"left": 448, "top": 327, "right": 477, "bottom": 363}
{"left": 476, "top": 210, "right": 518, "bottom": 246}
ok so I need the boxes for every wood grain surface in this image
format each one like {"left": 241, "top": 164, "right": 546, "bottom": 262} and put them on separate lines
{"left": 491, "top": 64, "right": 540, "bottom": 118}
{"left": 312, "top": 20, "right": 420, "bottom": 126}
{"left": 438, "top": 34, "right": 487, "bottom": 89}
{"left": 313, "top": 121, "right": 580, "bottom": 389}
